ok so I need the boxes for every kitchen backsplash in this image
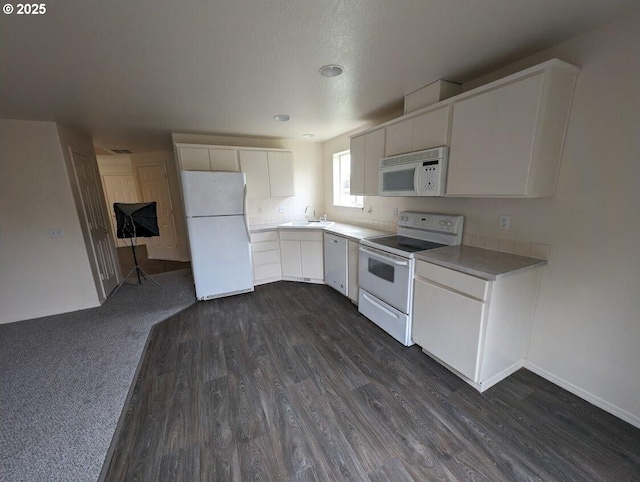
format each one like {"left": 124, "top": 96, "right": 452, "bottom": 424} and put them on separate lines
{"left": 326, "top": 213, "right": 551, "bottom": 260}
{"left": 462, "top": 233, "right": 551, "bottom": 260}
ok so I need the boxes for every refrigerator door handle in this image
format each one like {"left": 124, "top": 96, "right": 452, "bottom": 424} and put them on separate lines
{"left": 243, "top": 183, "right": 250, "bottom": 239}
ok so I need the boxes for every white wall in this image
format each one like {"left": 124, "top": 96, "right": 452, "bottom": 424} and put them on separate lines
{"left": 0, "top": 120, "right": 101, "bottom": 323}
{"left": 322, "top": 13, "right": 640, "bottom": 426}
{"left": 171, "top": 133, "right": 325, "bottom": 227}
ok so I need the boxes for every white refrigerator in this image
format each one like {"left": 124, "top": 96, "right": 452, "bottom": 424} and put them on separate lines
{"left": 181, "top": 171, "right": 254, "bottom": 300}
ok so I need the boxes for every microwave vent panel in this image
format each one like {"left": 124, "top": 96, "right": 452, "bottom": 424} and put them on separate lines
{"left": 380, "top": 146, "right": 448, "bottom": 168}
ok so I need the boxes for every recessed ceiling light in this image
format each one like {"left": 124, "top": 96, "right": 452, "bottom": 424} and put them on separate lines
{"left": 274, "top": 114, "right": 291, "bottom": 122}
{"left": 319, "top": 64, "right": 344, "bottom": 77}
{"left": 302, "top": 133, "right": 315, "bottom": 138}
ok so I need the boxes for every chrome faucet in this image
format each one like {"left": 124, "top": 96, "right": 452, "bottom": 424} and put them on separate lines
{"left": 304, "top": 205, "right": 316, "bottom": 221}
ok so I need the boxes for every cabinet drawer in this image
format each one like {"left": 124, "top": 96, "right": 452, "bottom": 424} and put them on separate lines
{"left": 253, "top": 249, "right": 280, "bottom": 266}
{"left": 279, "top": 230, "right": 323, "bottom": 242}
{"left": 416, "top": 261, "right": 489, "bottom": 301}
{"left": 251, "top": 230, "right": 279, "bottom": 243}
{"left": 254, "top": 263, "right": 281, "bottom": 281}
{"left": 252, "top": 240, "right": 279, "bottom": 253}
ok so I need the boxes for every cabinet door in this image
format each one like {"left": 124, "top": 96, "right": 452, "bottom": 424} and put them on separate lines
{"left": 447, "top": 74, "right": 544, "bottom": 196}
{"left": 179, "top": 147, "right": 210, "bottom": 170}
{"left": 413, "top": 277, "right": 486, "bottom": 381}
{"left": 364, "top": 128, "right": 385, "bottom": 195}
{"left": 209, "top": 148, "right": 239, "bottom": 171}
{"left": 350, "top": 135, "right": 366, "bottom": 196}
{"left": 347, "top": 240, "right": 359, "bottom": 302}
{"left": 239, "top": 150, "right": 271, "bottom": 198}
{"left": 267, "top": 151, "right": 295, "bottom": 197}
{"left": 301, "top": 241, "right": 324, "bottom": 280}
{"left": 280, "top": 240, "right": 302, "bottom": 277}
{"left": 412, "top": 106, "right": 451, "bottom": 151}
{"left": 385, "top": 118, "right": 413, "bottom": 156}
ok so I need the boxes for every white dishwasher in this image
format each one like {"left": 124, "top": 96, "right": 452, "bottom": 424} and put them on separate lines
{"left": 324, "top": 232, "right": 348, "bottom": 295}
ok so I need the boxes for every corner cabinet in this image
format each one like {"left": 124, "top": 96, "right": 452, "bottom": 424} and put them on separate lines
{"left": 412, "top": 260, "right": 542, "bottom": 392}
{"left": 446, "top": 60, "right": 579, "bottom": 197}
{"left": 350, "top": 128, "right": 385, "bottom": 196}
{"left": 239, "top": 150, "right": 295, "bottom": 198}
{"left": 279, "top": 229, "right": 324, "bottom": 284}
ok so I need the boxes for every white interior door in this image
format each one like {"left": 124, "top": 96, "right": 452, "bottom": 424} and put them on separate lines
{"left": 71, "top": 150, "right": 119, "bottom": 298}
{"left": 137, "top": 164, "right": 181, "bottom": 261}
{"left": 101, "top": 174, "right": 142, "bottom": 248}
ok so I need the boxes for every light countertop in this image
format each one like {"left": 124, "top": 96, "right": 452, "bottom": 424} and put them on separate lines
{"left": 415, "top": 245, "right": 547, "bottom": 281}
{"left": 249, "top": 221, "right": 391, "bottom": 241}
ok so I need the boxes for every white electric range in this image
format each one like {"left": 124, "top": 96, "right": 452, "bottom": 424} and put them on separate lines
{"left": 358, "top": 211, "right": 464, "bottom": 346}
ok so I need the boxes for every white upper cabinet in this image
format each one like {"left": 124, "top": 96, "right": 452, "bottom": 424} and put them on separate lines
{"left": 446, "top": 60, "right": 579, "bottom": 197}
{"left": 177, "top": 146, "right": 211, "bottom": 170}
{"left": 239, "top": 149, "right": 295, "bottom": 198}
{"left": 350, "top": 128, "right": 385, "bottom": 196}
{"left": 385, "top": 106, "right": 451, "bottom": 156}
{"left": 175, "top": 145, "right": 239, "bottom": 171}
{"left": 208, "top": 148, "right": 239, "bottom": 171}
{"left": 349, "top": 134, "right": 366, "bottom": 195}
{"left": 267, "top": 151, "right": 295, "bottom": 197}
{"left": 239, "top": 150, "right": 271, "bottom": 198}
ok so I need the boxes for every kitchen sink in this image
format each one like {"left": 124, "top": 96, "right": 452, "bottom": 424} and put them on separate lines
{"left": 279, "top": 220, "right": 334, "bottom": 228}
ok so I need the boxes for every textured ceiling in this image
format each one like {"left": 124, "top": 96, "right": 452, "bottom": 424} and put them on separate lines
{"left": 0, "top": 0, "right": 637, "bottom": 151}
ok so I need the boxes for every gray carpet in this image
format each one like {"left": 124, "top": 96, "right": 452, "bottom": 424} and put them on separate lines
{"left": 0, "top": 269, "right": 196, "bottom": 482}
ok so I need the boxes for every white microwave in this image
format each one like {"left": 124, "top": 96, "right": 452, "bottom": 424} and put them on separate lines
{"left": 379, "top": 146, "right": 448, "bottom": 197}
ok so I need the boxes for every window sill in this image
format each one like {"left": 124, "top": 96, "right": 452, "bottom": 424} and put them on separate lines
{"left": 333, "top": 204, "right": 363, "bottom": 209}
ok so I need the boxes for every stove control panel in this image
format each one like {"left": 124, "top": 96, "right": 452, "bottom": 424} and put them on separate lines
{"left": 397, "top": 211, "right": 464, "bottom": 245}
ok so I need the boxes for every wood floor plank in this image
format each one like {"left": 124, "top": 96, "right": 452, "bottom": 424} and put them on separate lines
{"left": 158, "top": 443, "right": 200, "bottom": 482}
{"left": 198, "top": 376, "right": 241, "bottom": 481}
{"left": 105, "top": 281, "right": 640, "bottom": 481}
{"left": 288, "top": 378, "right": 370, "bottom": 480}
{"left": 163, "top": 341, "right": 201, "bottom": 454}
{"left": 253, "top": 352, "right": 314, "bottom": 478}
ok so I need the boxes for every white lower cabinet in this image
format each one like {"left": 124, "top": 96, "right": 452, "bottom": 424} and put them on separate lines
{"left": 279, "top": 229, "right": 324, "bottom": 283}
{"left": 251, "top": 230, "right": 282, "bottom": 285}
{"left": 347, "top": 240, "right": 359, "bottom": 303}
{"left": 412, "top": 260, "right": 541, "bottom": 391}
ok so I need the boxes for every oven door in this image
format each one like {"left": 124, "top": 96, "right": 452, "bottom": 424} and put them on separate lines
{"left": 379, "top": 163, "right": 419, "bottom": 197}
{"left": 358, "top": 245, "right": 412, "bottom": 313}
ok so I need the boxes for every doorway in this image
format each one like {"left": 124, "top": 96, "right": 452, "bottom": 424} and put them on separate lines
{"left": 137, "top": 164, "right": 181, "bottom": 261}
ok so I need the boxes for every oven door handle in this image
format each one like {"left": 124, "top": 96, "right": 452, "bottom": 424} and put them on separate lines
{"left": 359, "top": 246, "right": 410, "bottom": 267}
{"left": 362, "top": 292, "right": 400, "bottom": 319}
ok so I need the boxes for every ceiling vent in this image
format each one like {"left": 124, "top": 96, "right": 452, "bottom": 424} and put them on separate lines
{"left": 110, "top": 149, "right": 132, "bottom": 154}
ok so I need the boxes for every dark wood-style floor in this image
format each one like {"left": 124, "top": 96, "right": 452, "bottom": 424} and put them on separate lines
{"left": 104, "top": 282, "right": 640, "bottom": 481}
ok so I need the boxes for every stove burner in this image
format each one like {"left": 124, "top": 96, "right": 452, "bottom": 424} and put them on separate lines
{"left": 369, "top": 235, "right": 446, "bottom": 254}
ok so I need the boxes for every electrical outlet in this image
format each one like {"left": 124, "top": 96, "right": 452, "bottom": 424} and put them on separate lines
{"left": 257, "top": 206, "right": 263, "bottom": 214}
{"left": 278, "top": 206, "right": 285, "bottom": 213}
{"left": 367, "top": 206, "right": 373, "bottom": 214}
{"left": 499, "top": 215, "right": 511, "bottom": 230}
{"left": 49, "top": 228, "right": 63, "bottom": 238}
{"left": 393, "top": 208, "right": 398, "bottom": 218}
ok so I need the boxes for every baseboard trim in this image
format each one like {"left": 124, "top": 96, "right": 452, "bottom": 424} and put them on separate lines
{"left": 523, "top": 361, "right": 640, "bottom": 429}
{"left": 478, "top": 361, "right": 525, "bottom": 392}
